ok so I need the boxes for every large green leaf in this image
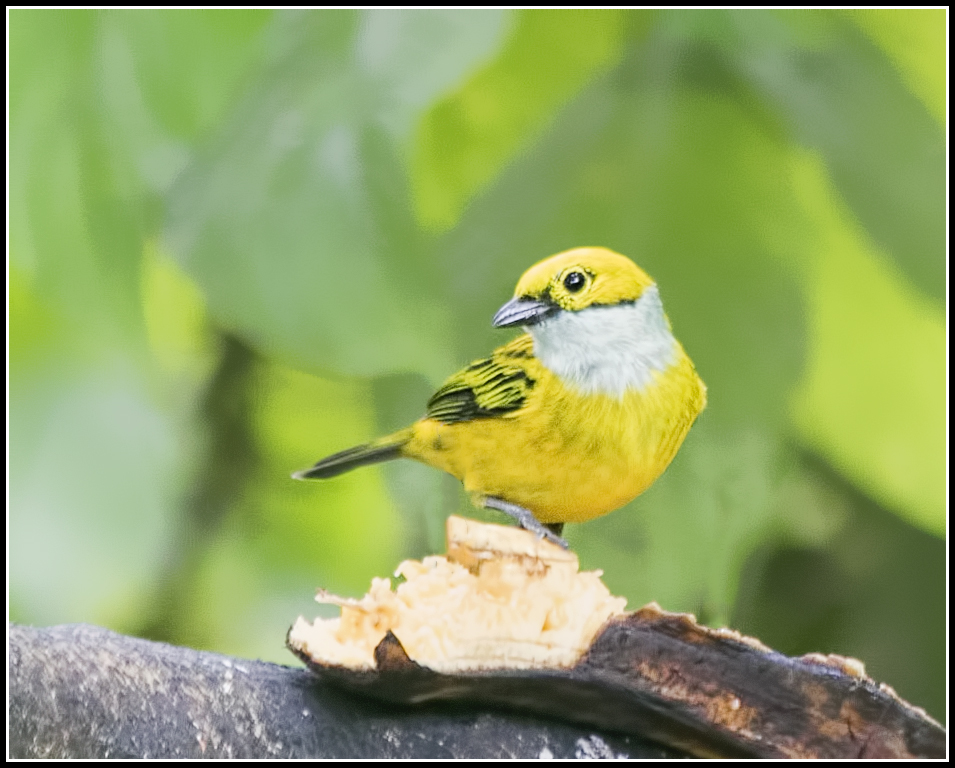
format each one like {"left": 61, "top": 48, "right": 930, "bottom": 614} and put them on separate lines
{"left": 106, "top": 9, "right": 271, "bottom": 141}
{"left": 787, "top": 153, "right": 946, "bottom": 536}
{"left": 165, "top": 10, "right": 510, "bottom": 380}
{"left": 413, "top": 9, "right": 632, "bottom": 231}
{"left": 844, "top": 9, "right": 946, "bottom": 127}
{"left": 723, "top": 10, "right": 944, "bottom": 306}
{"left": 10, "top": 10, "right": 143, "bottom": 343}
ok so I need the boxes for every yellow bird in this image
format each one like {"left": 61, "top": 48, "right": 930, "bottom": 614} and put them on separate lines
{"left": 294, "top": 247, "right": 706, "bottom": 548}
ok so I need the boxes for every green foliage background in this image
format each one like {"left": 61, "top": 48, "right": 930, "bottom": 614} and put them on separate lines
{"left": 10, "top": 9, "right": 946, "bottom": 721}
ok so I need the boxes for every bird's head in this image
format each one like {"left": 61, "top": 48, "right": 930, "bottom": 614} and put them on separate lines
{"left": 492, "top": 247, "right": 656, "bottom": 328}
{"left": 492, "top": 247, "right": 678, "bottom": 397}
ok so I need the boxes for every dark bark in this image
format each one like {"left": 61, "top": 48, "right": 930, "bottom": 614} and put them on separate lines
{"left": 9, "top": 623, "right": 678, "bottom": 759}
{"left": 12, "top": 609, "right": 945, "bottom": 760}
{"left": 294, "top": 607, "right": 947, "bottom": 759}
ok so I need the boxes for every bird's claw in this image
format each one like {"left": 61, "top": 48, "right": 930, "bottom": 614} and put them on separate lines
{"left": 482, "top": 496, "right": 570, "bottom": 550}
{"left": 536, "top": 527, "right": 570, "bottom": 550}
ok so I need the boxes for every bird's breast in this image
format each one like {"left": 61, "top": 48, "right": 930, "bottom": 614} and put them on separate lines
{"left": 407, "top": 349, "right": 704, "bottom": 524}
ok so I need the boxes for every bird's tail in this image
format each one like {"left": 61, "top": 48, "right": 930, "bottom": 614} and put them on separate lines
{"left": 292, "top": 428, "right": 413, "bottom": 480}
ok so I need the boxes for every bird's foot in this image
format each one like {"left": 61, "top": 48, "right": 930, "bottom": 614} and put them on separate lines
{"left": 482, "top": 497, "right": 569, "bottom": 550}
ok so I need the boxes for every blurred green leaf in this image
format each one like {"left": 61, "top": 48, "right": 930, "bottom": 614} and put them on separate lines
{"left": 352, "top": 9, "right": 509, "bottom": 140}
{"left": 165, "top": 10, "right": 513, "bottom": 380}
{"left": 94, "top": 10, "right": 270, "bottom": 204}
{"left": 9, "top": 365, "right": 183, "bottom": 631}
{"left": 788, "top": 153, "right": 945, "bottom": 536}
{"left": 12, "top": 8, "right": 271, "bottom": 322}
{"left": 169, "top": 362, "right": 403, "bottom": 661}
{"left": 108, "top": 9, "right": 271, "bottom": 141}
{"left": 8, "top": 11, "right": 97, "bottom": 158}
{"left": 249, "top": 364, "right": 401, "bottom": 591}
{"left": 8, "top": 8, "right": 238, "bottom": 637}
{"left": 10, "top": 10, "right": 143, "bottom": 343}
{"left": 371, "top": 372, "right": 465, "bottom": 556}
{"left": 721, "top": 9, "right": 945, "bottom": 307}
{"left": 412, "top": 9, "right": 633, "bottom": 231}
{"left": 141, "top": 243, "right": 219, "bottom": 383}
{"left": 9, "top": 266, "right": 61, "bottom": 369}
{"left": 843, "top": 9, "right": 946, "bottom": 128}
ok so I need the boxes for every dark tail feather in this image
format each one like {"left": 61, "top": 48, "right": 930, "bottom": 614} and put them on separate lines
{"left": 292, "top": 430, "right": 411, "bottom": 480}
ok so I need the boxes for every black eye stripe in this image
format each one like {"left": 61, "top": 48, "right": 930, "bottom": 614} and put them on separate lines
{"left": 563, "top": 271, "right": 586, "bottom": 293}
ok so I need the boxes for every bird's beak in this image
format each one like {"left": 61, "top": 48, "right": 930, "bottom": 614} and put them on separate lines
{"left": 492, "top": 296, "right": 558, "bottom": 328}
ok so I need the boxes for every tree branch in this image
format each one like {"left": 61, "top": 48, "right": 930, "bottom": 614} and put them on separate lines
{"left": 9, "top": 623, "right": 679, "bottom": 759}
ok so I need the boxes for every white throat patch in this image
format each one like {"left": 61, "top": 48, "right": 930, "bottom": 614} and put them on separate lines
{"left": 528, "top": 285, "right": 677, "bottom": 397}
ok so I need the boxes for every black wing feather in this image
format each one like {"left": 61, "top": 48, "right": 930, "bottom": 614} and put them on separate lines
{"left": 426, "top": 337, "right": 536, "bottom": 424}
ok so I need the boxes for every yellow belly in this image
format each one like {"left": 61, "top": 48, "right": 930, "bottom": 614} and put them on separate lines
{"left": 404, "top": 352, "right": 705, "bottom": 524}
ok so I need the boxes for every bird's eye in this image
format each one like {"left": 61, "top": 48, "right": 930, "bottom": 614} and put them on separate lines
{"left": 563, "top": 271, "right": 586, "bottom": 293}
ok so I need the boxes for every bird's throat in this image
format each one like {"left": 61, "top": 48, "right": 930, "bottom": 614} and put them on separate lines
{"left": 528, "top": 286, "right": 678, "bottom": 397}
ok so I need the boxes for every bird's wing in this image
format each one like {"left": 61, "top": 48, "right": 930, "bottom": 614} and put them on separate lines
{"left": 426, "top": 335, "right": 537, "bottom": 424}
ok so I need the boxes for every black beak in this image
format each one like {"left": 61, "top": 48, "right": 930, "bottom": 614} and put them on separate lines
{"left": 492, "top": 296, "right": 558, "bottom": 328}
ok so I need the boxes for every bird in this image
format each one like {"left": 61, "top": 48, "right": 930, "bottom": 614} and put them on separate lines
{"left": 293, "top": 247, "right": 706, "bottom": 548}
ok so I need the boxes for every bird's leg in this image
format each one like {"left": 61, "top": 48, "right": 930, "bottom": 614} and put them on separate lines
{"left": 482, "top": 497, "right": 569, "bottom": 549}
